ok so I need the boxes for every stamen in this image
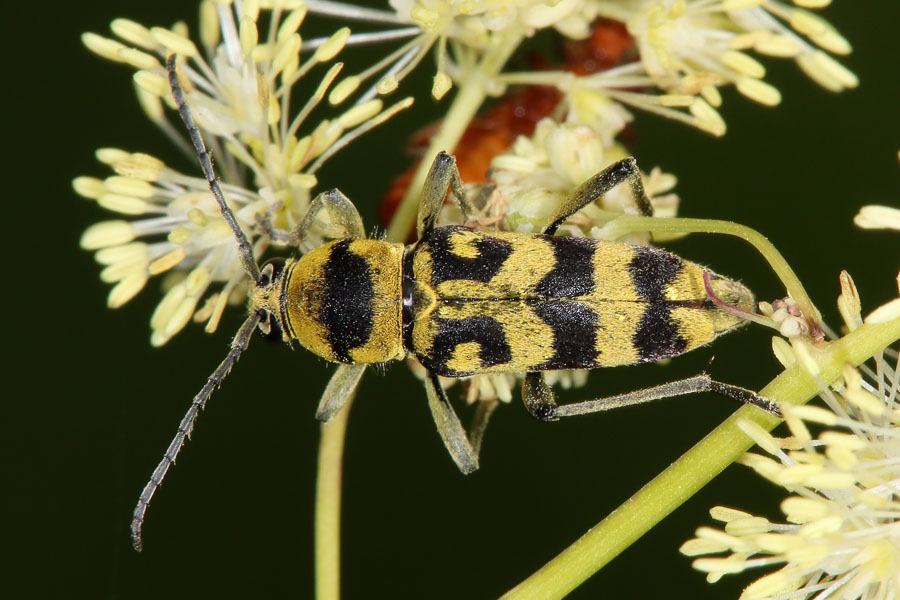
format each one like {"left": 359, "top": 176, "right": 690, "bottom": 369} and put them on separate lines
{"left": 305, "top": 0, "right": 409, "bottom": 25}
{"left": 307, "top": 97, "right": 414, "bottom": 173}
{"left": 81, "top": 32, "right": 127, "bottom": 62}
{"left": 110, "top": 18, "right": 159, "bottom": 50}
{"left": 149, "top": 248, "right": 188, "bottom": 275}
{"left": 109, "top": 273, "right": 150, "bottom": 308}
{"left": 151, "top": 27, "right": 199, "bottom": 57}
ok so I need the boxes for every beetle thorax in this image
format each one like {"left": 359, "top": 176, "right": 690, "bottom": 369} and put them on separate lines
{"left": 280, "top": 239, "right": 406, "bottom": 364}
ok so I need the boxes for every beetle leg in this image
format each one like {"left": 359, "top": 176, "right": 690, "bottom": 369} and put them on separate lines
{"left": 265, "top": 188, "right": 367, "bottom": 249}
{"left": 315, "top": 363, "right": 368, "bottom": 422}
{"left": 425, "top": 370, "right": 480, "bottom": 474}
{"left": 417, "top": 151, "right": 475, "bottom": 239}
{"left": 543, "top": 157, "right": 653, "bottom": 236}
{"left": 255, "top": 200, "right": 297, "bottom": 244}
{"left": 303, "top": 188, "right": 367, "bottom": 240}
{"left": 521, "top": 372, "right": 781, "bottom": 421}
{"left": 467, "top": 397, "right": 500, "bottom": 459}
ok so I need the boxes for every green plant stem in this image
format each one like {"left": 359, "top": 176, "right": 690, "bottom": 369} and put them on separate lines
{"left": 384, "top": 31, "right": 523, "bottom": 244}
{"left": 502, "top": 315, "right": 900, "bottom": 600}
{"left": 315, "top": 396, "right": 353, "bottom": 600}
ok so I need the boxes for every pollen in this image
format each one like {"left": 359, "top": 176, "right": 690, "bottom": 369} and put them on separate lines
{"left": 735, "top": 77, "right": 781, "bottom": 106}
{"left": 855, "top": 205, "right": 900, "bottom": 231}
{"left": 72, "top": 176, "right": 106, "bottom": 200}
{"left": 329, "top": 76, "right": 361, "bottom": 105}
{"left": 337, "top": 99, "right": 383, "bottom": 129}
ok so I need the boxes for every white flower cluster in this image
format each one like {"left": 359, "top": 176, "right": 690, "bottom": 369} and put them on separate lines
{"left": 683, "top": 270, "right": 900, "bottom": 599}
{"left": 77, "top": 0, "right": 410, "bottom": 345}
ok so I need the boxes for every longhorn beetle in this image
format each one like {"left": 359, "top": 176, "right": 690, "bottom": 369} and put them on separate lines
{"left": 130, "top": 55, "right": 780, "bottom": 550}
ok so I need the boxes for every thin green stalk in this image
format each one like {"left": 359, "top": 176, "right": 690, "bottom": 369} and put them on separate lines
{"left": 385, "top": 31, "right": 523, "bottom": 243}
{"left": 606, "top": 215, "right": 821, "bottom": 334}
{"left": 502, "top": 315, "right": 900, "bottom": 599}
{"left": 315, "top": 396, "right": 353, "bottom": 600}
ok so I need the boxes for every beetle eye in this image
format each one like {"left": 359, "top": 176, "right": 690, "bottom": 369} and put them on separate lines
{"left": 257, "top": 264, "right": 273, "bottom": 287}
{"left": 257, "top": 258, "right": 286, "bottom": 288}
{"left": 257, "top": 311, "right": 282, "bottom": 342}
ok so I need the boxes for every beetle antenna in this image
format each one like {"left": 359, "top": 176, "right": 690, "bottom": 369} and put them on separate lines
{"left": 132, "top": 56, "right": 267, "bottom": 551}
{"left": 166, "top": 54, "right": 261, "bottom": 283}
{"left": 131, "top": 313, "right": 261, "bottom": 551}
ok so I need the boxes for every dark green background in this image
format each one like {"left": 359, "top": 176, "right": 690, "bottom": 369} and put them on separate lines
{"left": 6, "top": 1, "right": 899, "bottom": 598}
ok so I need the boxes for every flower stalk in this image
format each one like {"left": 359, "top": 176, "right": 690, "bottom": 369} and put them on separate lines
{"left": 315, "top": 395, "right": 354, "bottom": 600}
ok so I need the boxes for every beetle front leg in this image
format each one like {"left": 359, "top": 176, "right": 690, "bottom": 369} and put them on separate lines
{"left": 262, "top": 188, "right": 368, "bottom": 249}
{"left": 315, "top": 363, "right": 368, "bottom": 422}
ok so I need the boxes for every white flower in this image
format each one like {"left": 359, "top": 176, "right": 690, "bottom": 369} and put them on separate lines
{"left": 306, "top": 0, "right": 601, "bottom": 99}
{"left": 596, "top": 0, "right": 857, "bottom": 107}
{"left": 498, "top": 0, "right": 855, "bottom": 137}
{"left": 78, "top": 1, "right": 411, "bottom": 346}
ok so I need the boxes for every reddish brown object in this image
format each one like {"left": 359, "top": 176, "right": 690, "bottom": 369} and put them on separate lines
{"left": 563, "top": 19, "right": 635, "bottom": 76}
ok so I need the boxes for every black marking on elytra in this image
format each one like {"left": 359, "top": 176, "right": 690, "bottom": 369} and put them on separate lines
{"left": 629, "top": 246, "right": 687, "bottom": 361}
{"left": 533, "top": 301, "right": 599, "bottom": 370}
{"left": 425, "top": 226, "right": 513, "bottom": 286}
{"left": 633, "top": 302, "right": 688, "bottom": 361}
{"left": 425, "top": 316, "right": 512, "bottom": 376}
{"left": 321, "top": 239, "right": 374, "bottom": 363}
{"left": 629, "top": 246, "right": 682, "bottom": 300}
{"left": 533, "top": 235, "right": 597, "bottom": 298}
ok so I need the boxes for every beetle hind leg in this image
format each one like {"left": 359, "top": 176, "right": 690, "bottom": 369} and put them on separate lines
{"left": 521, "top": 372, "right": 781, "bottom": 421}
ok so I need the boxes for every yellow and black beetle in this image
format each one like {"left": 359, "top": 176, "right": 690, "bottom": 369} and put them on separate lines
{"left": 130, "top": 56, "right": 778, "bottom": 550}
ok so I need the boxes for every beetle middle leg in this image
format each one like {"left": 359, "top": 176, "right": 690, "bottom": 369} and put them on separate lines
{"left": 424, "top": 371, "right": 480, "bottom": 474}
{"left": 521, "top": 371, "right": 781, "bottom": 422}
{"left": 467, "top": 396, "right": 500, "bottom": 459}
